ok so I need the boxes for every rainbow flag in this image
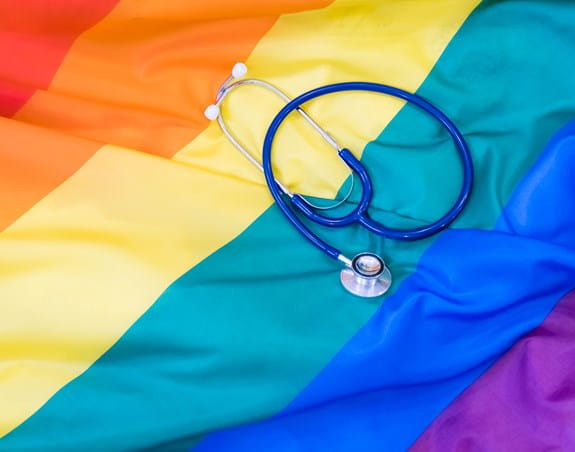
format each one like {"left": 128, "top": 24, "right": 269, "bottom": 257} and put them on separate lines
{"left": 1, "top": 1, "right": 575, "bottom": 450}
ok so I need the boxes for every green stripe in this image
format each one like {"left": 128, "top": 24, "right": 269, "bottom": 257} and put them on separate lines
{"left": 3, "top": 1, "right": 575, "bottom": 450}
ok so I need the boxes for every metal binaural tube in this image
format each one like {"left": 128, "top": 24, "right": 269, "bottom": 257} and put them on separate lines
{"left": 207, "top": 65, "right": 355, "bottom": 211}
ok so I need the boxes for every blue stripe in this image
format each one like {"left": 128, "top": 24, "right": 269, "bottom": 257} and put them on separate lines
{"left": 194, "top": 119, "right": 575, "bottom": 451}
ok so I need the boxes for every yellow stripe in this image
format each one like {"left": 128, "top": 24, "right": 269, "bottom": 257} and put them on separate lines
{"left": 0, "top": 145, "right": 269, "bottom": 435}
{"left": 0, "top": 0, "right": 478, "bottom": 436}
{"left": 174, "top": 0, "right": 479, "bottom": 198}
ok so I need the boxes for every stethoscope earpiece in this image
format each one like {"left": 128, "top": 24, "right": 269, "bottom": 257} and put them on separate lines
{"left": 204, "top": 104, "right": 220, "bottom": 121}
{"left": 231, "top": 62, "right": 248, "bottom": 78}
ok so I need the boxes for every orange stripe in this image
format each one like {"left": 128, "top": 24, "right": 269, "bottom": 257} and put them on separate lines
{"left": 14, "top": 0, "right": 333, "bottom": 157}
{"left": 0, "top": 118, "right": 101, "bottom": 231}
{"left": 1, "top": 1, "right": 331, "bottom": 232}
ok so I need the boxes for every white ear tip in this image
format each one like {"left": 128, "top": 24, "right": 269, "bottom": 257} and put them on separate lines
{"left": 232, "top": 62, "right": 248, "bottom": 78}
{"left": 204, "top": 104, "right": 220, "bottom": 121}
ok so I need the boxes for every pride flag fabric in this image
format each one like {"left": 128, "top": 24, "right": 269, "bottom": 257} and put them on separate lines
{"left": 1, "top": 1, "right": 574, "bottom": 450}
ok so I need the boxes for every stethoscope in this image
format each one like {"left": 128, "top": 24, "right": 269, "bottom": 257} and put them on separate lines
{"left": 205, "top": 63, "right": 473, "bottom": 298}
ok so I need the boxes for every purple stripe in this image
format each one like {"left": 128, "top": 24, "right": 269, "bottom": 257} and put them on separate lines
{"left": 411, "top": 290, "right": 575, "bottom": 451}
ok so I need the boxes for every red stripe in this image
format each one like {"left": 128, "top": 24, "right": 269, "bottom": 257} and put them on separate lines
{"left": 0, "top": 0, "right": 119, "bottom": 117}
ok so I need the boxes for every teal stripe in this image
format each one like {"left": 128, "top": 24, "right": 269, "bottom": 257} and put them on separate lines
{"left": 4, "top": 0, "right": 575, "bottom": 450}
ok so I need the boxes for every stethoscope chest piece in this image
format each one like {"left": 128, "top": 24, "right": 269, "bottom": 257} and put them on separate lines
{"left": 340, "top": 253, "right": 392, "bottom": 298}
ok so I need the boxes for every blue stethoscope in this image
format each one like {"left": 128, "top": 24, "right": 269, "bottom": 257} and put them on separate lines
{"left": 205, "top": 63, "right": 473, "bottom": 298}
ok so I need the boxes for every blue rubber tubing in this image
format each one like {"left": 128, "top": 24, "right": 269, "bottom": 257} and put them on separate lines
{"left": 261, "top": 81, "right": 474, "bottom": 260}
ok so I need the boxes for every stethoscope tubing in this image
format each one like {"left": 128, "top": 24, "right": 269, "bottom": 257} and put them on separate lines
{"left": 261, "top": 81, "right": 474, "bottom": 261}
